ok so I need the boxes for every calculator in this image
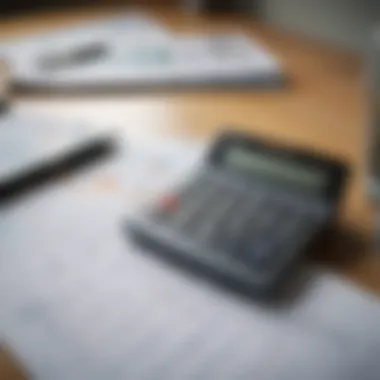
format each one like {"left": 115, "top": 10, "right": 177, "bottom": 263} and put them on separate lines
{"left": 127, "top": 131, "right": 348, "bottom": 294}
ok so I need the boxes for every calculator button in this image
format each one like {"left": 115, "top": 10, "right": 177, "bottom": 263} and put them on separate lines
{"left": 212, "top": 195, "right": 254, "bottom": 246}
{"left": 158, "top": 194, "right": 180, "bottom": 214}
{"left": 174, "top": 200, "right": 204, "bottom": 230}
{"left": 176, "top": 182, "right": 211, "bottom": 214}
{"left": 221, "top": 209, "right": 253, "bottom": 248}
{"left": 240, "top": 212, "right": 276, "bottom": 243}
{"left": 198, "top": 193, "right": 239, "bottom": 245}
{"left": 280, "top": 213, "right": 307, "bottom": 237}
{"left": 151, "top": 193, "right": 180, "bottom": 222}
{"left": 238, "top": 239, "right": 275, "bottom": 269}
{"left": 176, "top": 185, "right": 220, "bottom": 234}
{"left": 186, "top": 188, "right": 228, "bottom": 236}
{"left": 179, "top": 178, "right": 209, "bottom": 200}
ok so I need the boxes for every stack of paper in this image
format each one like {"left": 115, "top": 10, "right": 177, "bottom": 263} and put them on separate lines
{"left": 0, "top": 13, "right": 284, "bottom": 91}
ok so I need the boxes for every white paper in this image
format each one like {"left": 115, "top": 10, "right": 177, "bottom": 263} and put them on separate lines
{"left": 0, "top": 110, "right": 111, "bottom": 181}
{"left": 0, "top": 12, "right": 171, "bottom": 83}
{"left": 0, "top": 133, "right": 380, "bottom": 380}
{"left": 1, "top": 17, "right": 283, "bottom": 90}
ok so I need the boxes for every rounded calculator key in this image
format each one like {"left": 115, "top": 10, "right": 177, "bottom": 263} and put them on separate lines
{"left": 238, "top": 239, "right": 275, "bottom": 269}
{"left": 174, "top": 186, "right": 217, "bottom": 231}
{"left": 158, "top": 194, "right": 180, "bottom": 213}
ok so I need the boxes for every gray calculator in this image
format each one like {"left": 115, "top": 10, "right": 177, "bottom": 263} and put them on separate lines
{"left": 127, "top": 131, "right": 348, "bottom": 295}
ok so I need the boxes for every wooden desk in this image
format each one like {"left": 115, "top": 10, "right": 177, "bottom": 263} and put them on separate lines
{"left": 0, "top": 9, "right": 379, "bottom": 377}
{"left": 0, "top": 346, "right": 27, "bottom": 380}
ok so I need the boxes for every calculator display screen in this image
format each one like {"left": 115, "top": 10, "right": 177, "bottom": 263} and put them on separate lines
{"left": 225, "top": 147, "right": 328, "bottom": 192}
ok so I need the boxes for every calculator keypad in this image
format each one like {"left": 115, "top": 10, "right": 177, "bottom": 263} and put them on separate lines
{"left": 152, "top": 173, "right": 316, "bottom": 273}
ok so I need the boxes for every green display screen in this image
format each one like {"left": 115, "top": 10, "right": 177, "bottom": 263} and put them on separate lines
{"left": 225, "top": 147, "right": 328, "bottom": 192}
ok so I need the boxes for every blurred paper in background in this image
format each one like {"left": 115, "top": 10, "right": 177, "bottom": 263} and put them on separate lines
{"left": 0, "top": 12, "right": 284, "bottom": 91}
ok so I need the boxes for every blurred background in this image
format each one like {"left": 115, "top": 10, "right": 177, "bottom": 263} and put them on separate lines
{"left": 1, "top": 1, "right": 380, "bottom": 380}
{"left": 1, "top": 0, "right": 378, "bottom": 52}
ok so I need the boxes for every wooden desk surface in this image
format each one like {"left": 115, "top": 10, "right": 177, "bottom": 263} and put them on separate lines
{"left": 0, "top": 346, "right": 27, "bottom": 380}
{"left": 0, "top": 6, "right": 379, "bottom": 378}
